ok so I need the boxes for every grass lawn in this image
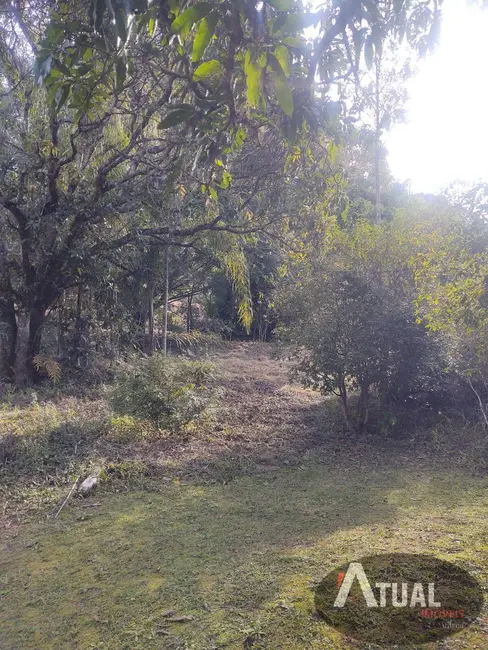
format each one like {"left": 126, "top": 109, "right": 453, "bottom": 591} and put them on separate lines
{"left": 1, "top": 344, "right": 487, "bottom": 649}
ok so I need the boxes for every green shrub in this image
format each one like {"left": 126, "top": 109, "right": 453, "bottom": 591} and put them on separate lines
{"left": 109, "top": 354, "right": 213, "bottom": 429}
{"left": 281, "top": 268, "right": 440, "bottom": 434}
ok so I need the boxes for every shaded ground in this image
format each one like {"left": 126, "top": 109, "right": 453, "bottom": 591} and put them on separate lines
{"left": 1, "top": 343, "right": 487, "bottom": 649}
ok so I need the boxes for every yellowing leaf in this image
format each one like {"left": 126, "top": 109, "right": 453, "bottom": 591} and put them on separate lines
{"left": 269, "top": 54, "right": 294, "bottom": 117}
{"left": 244, "top": 49, "right": 262, "bottom": 107}
{"left": 171, "top": 2, "right": 213, "bottom": 33}
{"left": 273, "top": 44, "right": 291, "bottom": 76}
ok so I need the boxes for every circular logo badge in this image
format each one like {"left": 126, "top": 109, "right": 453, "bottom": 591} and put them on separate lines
{"left": 314, "top": 553, "right": 483, "bottom": 647}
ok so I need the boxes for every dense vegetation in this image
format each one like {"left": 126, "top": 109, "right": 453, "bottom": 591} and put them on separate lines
{"left": 1, "top": 0, "right": 442, "bottom": 380}
{"left": 1, "top": 2, "right": 488, "bottom": 644}
{"left": 0, "top": 1, "right": 486, "bottom": 449}
{"left": 2, "top": 1, "right": 488, "bottom": 439}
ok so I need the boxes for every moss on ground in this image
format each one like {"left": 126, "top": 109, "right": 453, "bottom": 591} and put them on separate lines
{"left": 1, "top": 461, "right": 487, "bottom": 650}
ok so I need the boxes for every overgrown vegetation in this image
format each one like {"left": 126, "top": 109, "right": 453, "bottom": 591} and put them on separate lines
{"left": 279, "top": 208, "right": 488, "bottom": 434}
{"left": 1, "top": 2, "right": 488, "bottom": 648}
{"left": 109, "top": 354, "right": 213, "bottom": 429}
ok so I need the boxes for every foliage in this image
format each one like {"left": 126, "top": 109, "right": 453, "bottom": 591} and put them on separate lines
{"left": 109, "top": 353, "right": 213, "bottom": 429}
{"left": 32, "top": 355, "right": 61, "bottom": 384}
{"left": 283, "top": 262, "right": 435, "bottom": 433}
{"left": 36, "top": 0, "right": 442, "bottom": 144}
{"left": 278, "top": 187, "right": 488, "bottom": 431}
{"left": 167, "top": 329, "right": 223, "bottom": 351}
{"left": 207, "top": 240, "right": 280, "bottom": 339}
{"left": 0, "top": 0, "right": 443, "bottom": 385}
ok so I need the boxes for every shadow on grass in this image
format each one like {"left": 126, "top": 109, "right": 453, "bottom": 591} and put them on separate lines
{"left": 0, "top": 463, "right": 397, "bottom": 647}
{"left": 1, "top": 453, "right": 487, "bottom": 650}
{"left": 0, "top": 418, "right": 109, "bottom": 483}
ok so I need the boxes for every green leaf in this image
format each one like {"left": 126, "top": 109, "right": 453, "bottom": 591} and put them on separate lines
{"left": 47, "top": 80, "right": 62, "bottom": 104}
{"left": 53, "top": 58, "right": 71, "bottom": 76}
{"left": 148, "top": 17, "right": 156, "bottom": 36}
{"left": 34, "top": 53, "right": 53, "bottom": 84}
{"left": 364, "top": 34, "right": 374, "bottom": 70}
{"left": 193, "top": 59, "right": 222, "bottom": 80}
{"left": 233, "top": 127, "right": 247, "bottom": 149}
{"left": 219, "top": 170, "right": 232, "bottom": 189}
{"left": 75, "top": 63, "right": 91, "bottom": 77}
{"left": 324, "top": 100, "right": 341, "bottom": 121}
{"left": 272, "top": 44, "right": 291, "bottom": 76}
{"left": 55, "top": 84, "right": 71, "bottom": 111}
{"left": 48, "top": 68, "right": 62, "bottom": 79}
{"left": 273, "top": 11, "right": 319, "bottom": 34}
{"left": 191, "top": 11, "right": 219, "bottom": 62}
{"left": 168, "top": 0, "right": 179, "bottom": 15}
{"left": 257, "top": 50, "right": 268, "bottom": 68}
{"left": 244, "top": 49, "right": 262, "bottom": 108}
{"left": 115, "top": 57, "right": 126, "bottom": 90}
{"left": 158, "top": 107, "right": 195, "bottom": 129}
{"left": 113, "top": 6, "right": 128, "bottom": 42}
{"left": 171, "top": 2, "right": 213, "bottom": 34}
{"left": 269, "top": 55, "right": 293, "bottom": 117}
{"left": 92, "top": 0, "right": 105, "bottom": 32}
{"left": 282, "top": 35, "right": 305, "bottom": 48}
{"left": 327, "top": 140, "right": 338, "bottom": 165}
{"left": 274, "top": 75, "right": 293, "bottom": 117}
{"left": 209, "top": 186, "right": 218, "bottom": 201}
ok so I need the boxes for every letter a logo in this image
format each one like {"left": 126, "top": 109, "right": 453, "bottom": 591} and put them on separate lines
{"left": 334, "top": 562, "right": 378, "bottom": 608}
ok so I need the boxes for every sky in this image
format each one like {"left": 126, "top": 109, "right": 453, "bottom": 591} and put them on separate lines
{"left": 385, "top": 0, "right": 488, "bottom": 193}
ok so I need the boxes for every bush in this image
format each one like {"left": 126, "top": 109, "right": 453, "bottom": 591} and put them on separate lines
{"left": 281, "top": 268, "right": 441, "bottom": 434}
{"left": 109, "top": 354, "right": 213, "bottom": 429}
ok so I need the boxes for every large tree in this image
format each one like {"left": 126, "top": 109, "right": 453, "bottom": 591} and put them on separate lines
{"left": 0, "top": 0, "right": 442, "bottom": 382}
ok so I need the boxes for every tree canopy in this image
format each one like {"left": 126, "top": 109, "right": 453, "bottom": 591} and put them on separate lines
{"left": 0, "top": 0, "right": 445, "bottom": 386}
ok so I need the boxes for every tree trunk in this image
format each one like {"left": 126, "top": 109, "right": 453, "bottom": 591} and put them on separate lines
{"left": 186, "top": 286, "right": 193, "bottom": 333}
{"left": 145, "top": 245, "right": 160, "bottom": 355}
{"left": 338, "top": 377, "right": 353, "bottom": 431}
{"left": 147, "top": 276, "right": 155, "bottom": 355}
{"left": 0, "top": 303, "right": 18, "bottom": 383}
{"left": 23, "top": 306, "right": 47, "bottom": 384}
{"left": 374, "top": 49, "right": 382, "bottom": 223}
{"left": 162, "top": 243, "right": 169, "bottom": 356}
{"left": 71, "top": 286, "right": 84, "bottom": 366}
{"left": 56, "top": 291, "right": 65, "bottom": 358}
{"left": 356, "top": 385, "right": 370, "bottom": 435}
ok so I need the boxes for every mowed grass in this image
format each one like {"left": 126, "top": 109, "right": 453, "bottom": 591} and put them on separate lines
{"left": 1, "top": 460, "right": 487, "bottom": 650}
